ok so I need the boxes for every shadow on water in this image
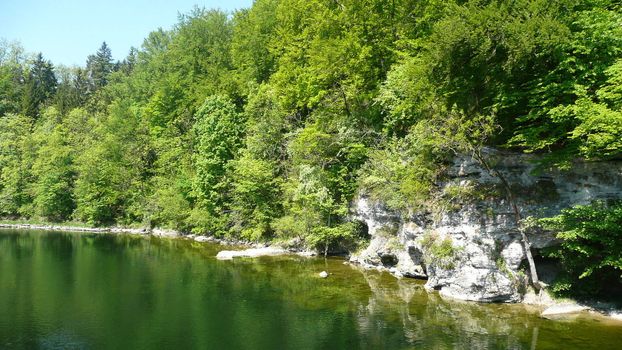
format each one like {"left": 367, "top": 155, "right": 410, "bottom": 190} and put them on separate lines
{"left": 0, "top": 229, "right": 621, "bottom": 350}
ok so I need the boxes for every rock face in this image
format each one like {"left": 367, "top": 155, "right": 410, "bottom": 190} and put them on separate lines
{"left": 350, "top": 149, "right": 622, "bottom": 302}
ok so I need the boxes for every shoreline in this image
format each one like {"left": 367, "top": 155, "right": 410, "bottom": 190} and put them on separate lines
{"left": 0, "top": 222, "right": 256, "bottom": 248}
{"left": 0, "top": 221, "right": 315, "bottom": 256}
{"left": 0, "top": 222, "right": 153, "bottom": 236}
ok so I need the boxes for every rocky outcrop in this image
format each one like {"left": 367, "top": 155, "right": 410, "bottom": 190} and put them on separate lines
{"left": 350, "top": 149, "right": 622, "bottom": 302}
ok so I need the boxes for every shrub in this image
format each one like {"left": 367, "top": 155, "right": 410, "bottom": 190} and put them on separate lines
{"left": 540, "top": 201, "right": 622, "bottom": 300}
{"left": 420, "top": 232, "right": 461, "bottom": 270}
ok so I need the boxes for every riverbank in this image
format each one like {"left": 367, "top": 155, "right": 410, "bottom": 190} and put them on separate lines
{"left": 0, "top": 221, "right": 315, "bottom": 257}
{"left": 0, "top": 222, "right": 151, "bottom": 235}
{"left": 0, "top": 222, "right": 253, "bottom": 250}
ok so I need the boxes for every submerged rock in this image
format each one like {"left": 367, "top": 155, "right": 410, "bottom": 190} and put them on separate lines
{"left": 216, "top": 247, "right": 289, "bottom": 260}
{"left": 609, "top": 312, "right": 622, "bottom": 321}
{"left": 541, "top": 304, "right": 588, "bottom": 318}
{"left": 297, "top": 251, "right": 317, "bottom": 257}
{"left": 152, "top": 228, "right": 180, "bottom": 238}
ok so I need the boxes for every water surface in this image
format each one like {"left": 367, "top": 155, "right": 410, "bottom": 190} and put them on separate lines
{"left": 0, "top": 229, "right": 620, "bottom": 349}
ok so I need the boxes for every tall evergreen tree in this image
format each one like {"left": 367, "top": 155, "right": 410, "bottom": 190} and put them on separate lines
{"left": 20, "top": 53, "right": 57, "bottom": 118}
{"left": 86, "top": 42, "right": 114, "bottom": 90}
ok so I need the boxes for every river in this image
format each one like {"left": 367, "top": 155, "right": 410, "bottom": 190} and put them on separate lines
{"left": 0, "top": 229, "right": 620, "bottom": 349}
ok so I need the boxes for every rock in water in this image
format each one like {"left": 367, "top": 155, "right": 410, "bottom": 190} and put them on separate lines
{"left": 216, "top": 247, "right": 288, "bottom": 260}
{"left": 541, "top": 304, "right": 588, "bottom": 318}
{"left": 319, "top": 271, "right": 329, "bottom": 278}
{"left": 609, "top": 312, "right": 622, "bottom": 321}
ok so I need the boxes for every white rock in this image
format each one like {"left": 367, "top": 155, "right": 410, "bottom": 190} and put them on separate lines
{"left": 319, "top": 271, "right": 329, "bottom": 278}
{"left": 608, "top": 312, "right": 622, "bottom": 321}
{"left": 216, "top": 247, "right": 288, "bottom": 260}
{"left": 194, "top": 236, "right": 211, "bottom": 242}
{"left": 215, "top": 251, "right": 235, "bottom": 260}
{"left": 152, "top": 228, "right": 180, "bottom": 238}
{"left": 541, "top": 304, "right": 588, "bottom": 317}
{"left": 391, "top": 269, "right": 404, "bottom": 279}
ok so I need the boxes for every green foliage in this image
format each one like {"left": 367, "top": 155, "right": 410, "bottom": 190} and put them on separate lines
{"left": 229, "top": 152, "right": 282, "bottom": 240}
{"left": 0, "top": 40, "right": 26, "bottom": 116}
{"left": 420, "top": 232, "right": 461, "bottom": 270}
{"left": 231, "top": 0, "right": 279, "bottom": 89}
{"left": 147, "top": 178, "right": 192, "bottom": 231}
{"left": 540, "top": 201, "right": 622, "bottom": 299}
{"left": 190, "top": 95, "right": 245, "bottom": 234}
{"left": 305, "top": 222, "right": 359, "bottom": 255}
{"left": 31, "top": 107, "right": 75, "bottom": 221}
{"left": 279, "top": 164, "right": 334, "bottom": 239}
{"left": 359, "top": 137, "right": 436, "bottom": 212}
{"left": 0, "top": 113, "right": 34, "bottom": 217}
{"left": 73, "top": 102, "right": 149, "bottom": 225}
{"left": 21, "top": 53, "right": 57, "bottom": 118}
{"left": 377, "top": 56, "right": 437, "bottom": 137}
{"left": 53, "top": 66, "right": 90, "bottom": 115}
{"left": 86, "top": 42, "right": 115, "bottom": 90}
{"left": 168, "top": 8, "right": 236, "bottom": 105}
{"left": 509, "top": 4, "right": 622, "bottom": 165}
{"left": 243, "top": 85, "right": 287, "bottom": 162}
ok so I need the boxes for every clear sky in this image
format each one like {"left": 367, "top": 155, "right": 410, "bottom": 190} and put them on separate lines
{"left": 0, "top": 0, "right": 253, "bottom": 67}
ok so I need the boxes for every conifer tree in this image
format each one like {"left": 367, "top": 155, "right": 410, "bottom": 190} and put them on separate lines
{"left": 20, "top": 53, "right": 57, "bottom": 118}
{"left": 86, "top": 42, "right": 114, "bottom": 90}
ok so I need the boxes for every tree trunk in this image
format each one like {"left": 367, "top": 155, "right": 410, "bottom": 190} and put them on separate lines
{"left": 473, "top": 151, "right": 541, "bottom": 291}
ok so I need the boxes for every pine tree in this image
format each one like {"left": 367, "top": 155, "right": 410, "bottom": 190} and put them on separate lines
{"left": 86, "top": 42, "right": 114, "bottom": 90}
{"left": 20, "top": 53, "right": 57, "bottom": 118}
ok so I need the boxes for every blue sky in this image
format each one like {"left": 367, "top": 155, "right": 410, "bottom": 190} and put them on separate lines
{"left": 0, "top": 0, "right": 253, "bottom": 66}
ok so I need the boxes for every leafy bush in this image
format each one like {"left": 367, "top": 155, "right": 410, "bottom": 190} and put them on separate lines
{"left": 305, "top": 222, "right": 360, "bottom": 256}
{"left": 540, "top": 201, "right": 622, "bottom": 300}
{"left": 358, "top": 135, "right": 438, "bottom": 213}
{"left": 420, "top": 232, "right": 461, "bottom": 270}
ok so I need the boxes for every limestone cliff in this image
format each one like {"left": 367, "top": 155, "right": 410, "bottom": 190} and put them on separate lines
{"left": 350, "top": 149, "right": 622, "bottom": 302}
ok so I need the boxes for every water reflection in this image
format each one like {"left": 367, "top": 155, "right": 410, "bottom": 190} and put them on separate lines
{"left": 352, "top": 265, "right": 622, "bottom": 350}
{"left": 0, "top": 229, "right": 620, "bottom": 350}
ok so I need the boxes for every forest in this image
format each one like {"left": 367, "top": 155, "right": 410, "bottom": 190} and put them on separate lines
{"left": 1, "top": 0, "right": 621, "bottom": 297}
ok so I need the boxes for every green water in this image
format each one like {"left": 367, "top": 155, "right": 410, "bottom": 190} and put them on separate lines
{"left": 0, "top": 230, "right": 620, "bottom": 349}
